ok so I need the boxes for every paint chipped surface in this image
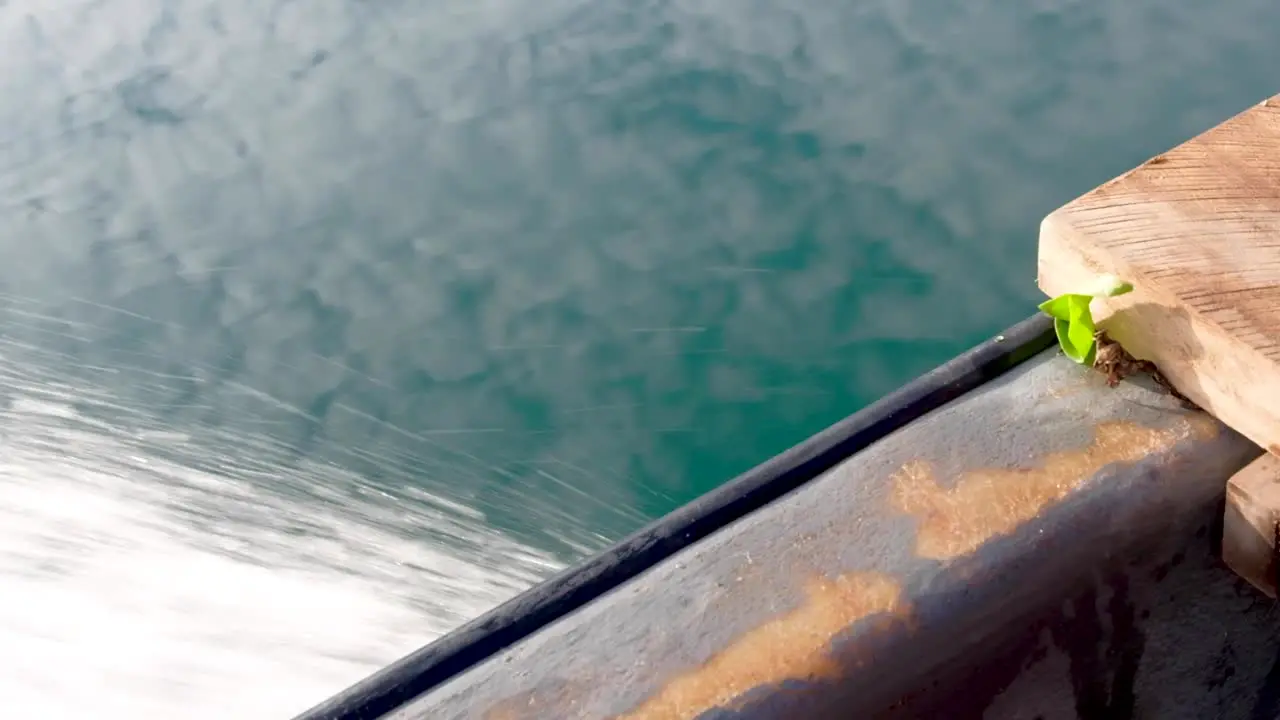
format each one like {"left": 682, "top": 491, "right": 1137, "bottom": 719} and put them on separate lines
{"left": 613, "top": 572, "right": 903, "bottom": 720}
{"left": 890, "top": 418, "right": 1216, "bottom": 559}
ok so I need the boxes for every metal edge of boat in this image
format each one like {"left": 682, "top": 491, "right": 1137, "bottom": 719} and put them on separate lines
{"left": 294, "top": 312, "right": 1280, "bottom": 719}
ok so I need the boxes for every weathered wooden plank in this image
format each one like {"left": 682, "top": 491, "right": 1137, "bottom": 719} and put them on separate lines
{"left": 1224, "top": 453, "right": 1280, "bottom": 598}
{"left": 1038, "top": 94, "right": 1280, "bottom": 457}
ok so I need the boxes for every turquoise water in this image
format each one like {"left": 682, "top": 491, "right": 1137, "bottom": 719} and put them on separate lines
{"left": 1, "top": 1, "right": 1278, "bottom": 716}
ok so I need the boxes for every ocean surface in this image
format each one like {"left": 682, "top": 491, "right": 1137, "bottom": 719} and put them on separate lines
{"left": 1, "top": 0, "right": 1277, "bottom": 717}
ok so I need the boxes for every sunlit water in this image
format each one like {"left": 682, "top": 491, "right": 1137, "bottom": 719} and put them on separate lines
{"left": 2, "top": 0, "right": 1280, "bottom": 717}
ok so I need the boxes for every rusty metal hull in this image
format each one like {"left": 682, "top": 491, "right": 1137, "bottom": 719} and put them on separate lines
{"left": 299, "top": 317, "right": 1280, "bottom": 719}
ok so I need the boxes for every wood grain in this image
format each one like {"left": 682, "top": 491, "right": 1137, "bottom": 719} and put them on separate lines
{"left": 1224, "top": 453, "right": 1280, "bottom": 598}
{"left": 1038, "top": 94, "right": 1280, "bottom": 456}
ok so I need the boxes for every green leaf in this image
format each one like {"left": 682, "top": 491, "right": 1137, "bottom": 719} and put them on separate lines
{"left": 1040, "top": 276, "right": 1134, "bottom": 364}
{"left": 1039, "top": 294, "right": 1096, "bottom": 363}
{"left": 1037, "top": 276, "right": 1132, "bottom": 364}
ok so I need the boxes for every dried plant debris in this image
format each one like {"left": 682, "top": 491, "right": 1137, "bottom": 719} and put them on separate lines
{"left": 1093, "top": 331, "right": 1199, "bottom": 410}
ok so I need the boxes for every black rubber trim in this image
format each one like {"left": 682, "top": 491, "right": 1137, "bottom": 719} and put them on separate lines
{"left": 293, "top": 313, "right": 1056, "bottom": 720}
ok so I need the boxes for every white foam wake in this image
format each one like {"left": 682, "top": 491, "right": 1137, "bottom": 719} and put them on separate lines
{"left": 0, "top": 366, "right": 560, "bottom": 719}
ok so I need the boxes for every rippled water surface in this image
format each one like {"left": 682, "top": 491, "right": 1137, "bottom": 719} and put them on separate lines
{"left": 1, "top": 0, "right": 1278, "bottom": 716}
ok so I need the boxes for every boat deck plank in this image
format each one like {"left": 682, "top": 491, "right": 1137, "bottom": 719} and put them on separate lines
{"left": 1037, "top": 92, "right": 1280, "bottom": 595}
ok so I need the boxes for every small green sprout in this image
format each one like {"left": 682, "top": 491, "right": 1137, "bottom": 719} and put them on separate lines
{"left": 1038, "top": 275, "right": 1133, "bottom": 365}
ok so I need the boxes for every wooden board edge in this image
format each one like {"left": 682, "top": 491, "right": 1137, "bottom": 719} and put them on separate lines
{"left": 1037, "top": 203, "right": 1280, "bottom": 461}
{"left": 1224, "top": 453, "right": 1280, "bottom": 599}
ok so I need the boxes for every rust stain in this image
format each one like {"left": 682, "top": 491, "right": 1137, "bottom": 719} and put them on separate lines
{"left": 890, "top": 418, "right": 1216, "bottom": 559}
{"left": 484, "top": 705, "right": 523, "bottom": 720}
{"left": 1045, "top": 381, "right": 1090, "bottom": 400}
{"left": 613, "top": 572, "right": 903, "bottom": 720}
{"left": 482, "top": 693, "right": 547, "bottom": 720}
